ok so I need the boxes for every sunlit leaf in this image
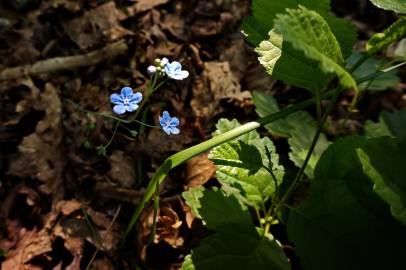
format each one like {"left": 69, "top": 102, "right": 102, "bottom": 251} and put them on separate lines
{"left": 209, "top": 119, "right": 284, "bottom": 208}
{"left": 369, "top": 0, "right": 406, "bottom": 13}
{"left": 273, "top": 6, "right": 356, "bottom": 90}
{"left": 367, "top": 17, "right": 406, "bottom": 54}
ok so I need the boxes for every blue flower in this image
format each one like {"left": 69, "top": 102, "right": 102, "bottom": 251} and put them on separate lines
{"left": 163, "top": 60, "right": 189, "bottom": 80}
{"left": 110, "top": 87, "right": 142, "bottom": 115}
{"left": 159, "top": 111, "right": 180, "bottom": 135}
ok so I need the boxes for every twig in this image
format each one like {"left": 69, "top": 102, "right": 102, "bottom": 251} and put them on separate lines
{"left": 0, "top": 40, "right": 128, "bottom": 80}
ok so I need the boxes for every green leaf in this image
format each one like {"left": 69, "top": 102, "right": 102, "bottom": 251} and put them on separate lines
{"left": 356, "top": 138, "right": 406, "bottom": 225}
{"left": 369, "top": 0, "right": 406, "bottom": 13}
{"left": 364, "top": 118, "right": 392, "bottom": 138}
{"left": 346, "top": 51, "right": 400, "bottom": 91}
{"left": 252, "top": 90, "right": 291, "bottom": 137}
{"left": 382, "top": 109, "right": 406, "bottom": 136}
{"left": 255, "top": 29, "right": 332, "bottom": 93}
{"left": 210, "top": 141, "right": 263, "bottom": 175}
{"left": 274, "top": 6, "right": 356, "bottom": 90}
{"left": 182, "top": 186, "right": 205, "bottom": 219}
{"left": 287, "top": 112, "right": 330, "bottom": 178}
{"left": 252, "top": 91, "right": 330, "bottom": 177}
{"left": 242, "top": 0, "right": 356, "bottom": 57}
{"left": 209, "top": 119, "right": 284, "bottom": 208}
{"left": 364, "top": 109, "right": 406, "bottom": 137}
{"left": 182, "top": 223, "right": 291, "bottom": 270}
{"left": 394, "top": 38, "right": 406, "bottom": 59}
{"left": 288, "top": 136, "right": 406, "bottom": 270}
{"left": 244, "top": 0, "right": 356, "bottom": 92}
{"left": 367, "top": 17, "right": 406, "bottom": 55}
{"left": 198, "top": 189, "right": 252, "bottom": 230}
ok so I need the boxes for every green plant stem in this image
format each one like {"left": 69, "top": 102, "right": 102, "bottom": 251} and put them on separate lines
{"left": 101, "top": 122, "right": 120, "bottom": 150}
{"left": 349, "top": 53, "right": 370, "bottom": 73}
{"left": 279, "top": 88, "right": 340, "bottom": 207}
{"left": 254, "top": 207, "right": 264, "bottom": 229}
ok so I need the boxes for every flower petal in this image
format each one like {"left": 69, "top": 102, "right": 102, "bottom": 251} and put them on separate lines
{"left": 162, "top": 125, "right": 172, "bottom": 135}
{"left": 129, "top": 92, "right": 142, "bottom": 104}
{"left": 169, "top": 126, "right": 180, "bottom": 134}
{"left": 162, "top": 111, "right": 171, "bottom": 122}
{"left": 169, "top": 117, "right": 179, "bottom": 126}
{"left": 127, "top": 103, "right": 139, "bottom": 112}
{"left": 170, "top": 61, "right": 182, "bottom": 71}
{"left": 170, "top": 70, "right": 189, "bottom": 80}
{"left": 161, "top": 58, "right": 169, "bottom": 66}
{"left": 110, "top": 93, "right": 123, "bottom": 104}
{"left": 113, "top": 104, "right": 126, "bottom": 115}
{"left": 121, "top": 87, "right": 133, "bottom": 99}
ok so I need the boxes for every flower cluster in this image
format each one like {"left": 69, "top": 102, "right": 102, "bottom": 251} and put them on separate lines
{"left": 110, "top": 87, "right": 180, "bottom": 135}
{"left": 148, "top": 57, "right": 189, "bottom": 80}
{"left": 108, "top": 58, "right": 187, "bottom": 136}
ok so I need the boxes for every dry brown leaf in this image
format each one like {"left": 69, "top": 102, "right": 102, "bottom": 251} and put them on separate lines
{"left": 136, "top": 202, "right": 184, "bottom": 262}
{"left": 137, "top": 127, "right": 193, "bottom": 160}
{"left": 184, "top": 152, "right": 215, "bottom": 188}
{"left": 127, "top": 0, "right": 169, "bottom": 15}
{"left": 8, "top": 83, "right": 65, "bottom": 196}
{"left": 63, "top": 2, "right": 132, "bottom": 49}
{"left": 108, "top": 150, "right": 136, "bottom": 188}
{"left": 155, "top": 206, "right": 184, "bottom": 247}
{"left": 191, "top": 61, "right": 244, "bottom": 120}
{"left": 1, "top": 228, "right": 52, "bottom": 270}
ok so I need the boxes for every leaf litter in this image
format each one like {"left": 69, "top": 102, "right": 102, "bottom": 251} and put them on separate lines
{"left": 0, "top": 0, "right": 403, "bottom": 269}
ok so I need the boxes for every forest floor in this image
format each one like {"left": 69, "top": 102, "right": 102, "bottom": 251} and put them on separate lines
{"left": 0, "top": 0, "right": 404, "bottom": 269}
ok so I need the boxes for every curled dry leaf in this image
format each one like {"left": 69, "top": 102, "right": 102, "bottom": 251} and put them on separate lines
{"left": 137, "top": 203, "right": 184, "bottom": 263}
{"left": 63, "top": 2, "right": 132, "bottom": 49}
{"left": 184, "top": 152, "right": 216, "bottom": 188}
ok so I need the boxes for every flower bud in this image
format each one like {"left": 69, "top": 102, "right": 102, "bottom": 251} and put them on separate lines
{"left": 147, "top": 65, "right": 157, "bottom": 74}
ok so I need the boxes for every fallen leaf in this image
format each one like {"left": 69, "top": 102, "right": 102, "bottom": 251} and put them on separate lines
{"left": 184, "top": 152, "right": 216, "bottom": 188}
{"left": 108, "top": 150, "right": 136, "bottom": 188}
{"left": 191, "top": 61, "right": 243, "bottom": 121}
{"left": 127, "top": 0, "right": 170, "bottom": 15}
{"left": 8, "top": 83, "right": 65, "bottom": 196}
{"left": 63, "top": 2, "right": 132, "bottom": 49}
{"left": 1, "top": 228, "right": 52, "bottom": 270}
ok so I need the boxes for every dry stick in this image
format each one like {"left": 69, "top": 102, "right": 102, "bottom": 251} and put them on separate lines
{"left": 0, "top": 40, "right": 128, "bottom": 80}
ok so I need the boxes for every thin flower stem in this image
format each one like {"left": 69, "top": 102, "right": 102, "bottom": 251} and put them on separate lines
{"left": 129, "top": 74, "right": 161, "bottom": 122}
{"left": 349, "top": 53, "right": 370, "bottom": 73}
{"left": 102, "top": 121, "right": 120, "bottom": 149}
